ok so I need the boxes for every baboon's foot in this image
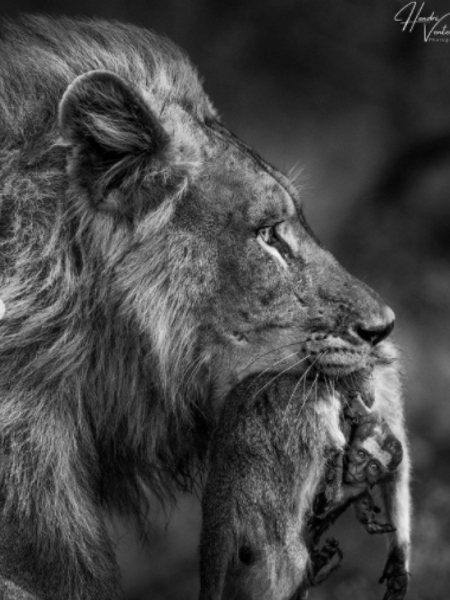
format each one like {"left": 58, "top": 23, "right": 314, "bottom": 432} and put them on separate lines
{"left": 379, "top": 546, "right": 409, "bottom": 600}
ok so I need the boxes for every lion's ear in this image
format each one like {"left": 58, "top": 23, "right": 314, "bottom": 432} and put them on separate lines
{"left": 59, "top": 70, "right": 169, "bottom": 216}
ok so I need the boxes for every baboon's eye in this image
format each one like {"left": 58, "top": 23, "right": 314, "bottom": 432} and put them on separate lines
{"left": 369, "top": 461, "right": 379, "bottom": 472}
{"left": 238, "top": 545, "right": 255, "bottom": 566}
{"left": 357, "top": 449, "right": 366, "bottom": 459}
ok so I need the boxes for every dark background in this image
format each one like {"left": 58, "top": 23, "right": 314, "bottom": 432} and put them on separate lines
{"left": 2, "top": 0, "right": 450, "bottom": 598}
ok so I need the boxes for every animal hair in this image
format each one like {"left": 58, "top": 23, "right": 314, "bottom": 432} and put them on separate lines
{"left": 0, "top": 15, "right": 211, "bottom": 143}
{"left": 0, "top": 12, "right": 213, "bottom": 494}
{"left": 199, "top": 374, "right": 346, "bottom": 600}
{"left": 0, "top": 15, "right": 215, "bottom": 599}
{"left": 199, "top": 342, "right": 410, "bottom": 600}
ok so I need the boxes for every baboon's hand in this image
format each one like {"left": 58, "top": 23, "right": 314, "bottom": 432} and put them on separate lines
{"left": 365, "top": 520, "right": 396, "bottom": 535}
{"left": 379, "top": 546, "right": 409, "bottom": 600}
{"left": 310, "top": 538, "right": 343, "bottom": 585}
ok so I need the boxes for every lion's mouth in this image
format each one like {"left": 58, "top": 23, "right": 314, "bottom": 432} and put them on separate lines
{"left": 303, "top": 333, "right": 373, "bottom": 376}
{"left": 307, "top": 348, "right": 368, "bottom": 376}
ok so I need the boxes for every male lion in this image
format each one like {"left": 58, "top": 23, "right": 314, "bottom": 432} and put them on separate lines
{"left": 0, "top": 15, "right": 396, "bottom": 600}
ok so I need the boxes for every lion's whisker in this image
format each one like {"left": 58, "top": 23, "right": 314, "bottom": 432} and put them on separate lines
{"left": 282, "top": 352, "right": 327, "bottom": 445}
{"left": 294, "top": 351, "right": 324, "bottom": 412}
{"left": 237, "top": 341, "right": 304, "bottom": 375}
{"left": 250, "top": 354, "right": 312, "bottom": 400}
{"left": 246, "top": 351, "right": 302, "bottom": 385}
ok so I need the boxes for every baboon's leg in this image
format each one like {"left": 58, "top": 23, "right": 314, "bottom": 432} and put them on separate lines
{"left": 309, "top": 538, "right": 343, "bottom": 586}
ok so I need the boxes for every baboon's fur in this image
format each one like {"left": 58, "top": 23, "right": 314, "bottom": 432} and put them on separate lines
{"left": 199, "top": 343, "right": 410, "bottom": 600}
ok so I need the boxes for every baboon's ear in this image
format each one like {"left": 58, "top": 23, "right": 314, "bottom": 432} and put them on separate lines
{"left": 59, "top": 70, "right": 169, "bottom": 216}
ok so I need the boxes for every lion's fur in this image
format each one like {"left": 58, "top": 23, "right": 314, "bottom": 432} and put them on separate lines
{"left": 0, "top": 14, "right": 212, "bottom": 496}
{"left": 0, "top": 16, "right": 217, "bottom": 599}
{"left": 0, "top": 15, "right": 210, "bottom": 141}
{"left": 0, "top": 15, "right": 401, "bottom": 600}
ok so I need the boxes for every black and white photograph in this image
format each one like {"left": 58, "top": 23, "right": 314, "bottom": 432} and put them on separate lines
{"left": 0, "top": 1, "right": 449, "bottom": 599}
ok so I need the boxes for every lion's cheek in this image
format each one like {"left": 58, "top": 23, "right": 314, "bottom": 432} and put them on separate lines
{"left": 217, "top": 245, "right": 290, "bottom": 319}
{"left": 210, "top": 324, "right": 308, "bottom": 400}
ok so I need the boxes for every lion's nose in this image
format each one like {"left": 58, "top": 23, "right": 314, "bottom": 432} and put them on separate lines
{"left": 356, "top": 307, "right": 395, "bottom": 346}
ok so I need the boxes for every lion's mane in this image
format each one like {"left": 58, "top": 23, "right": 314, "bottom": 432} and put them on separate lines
{"left": 0, "top": 16, "right": 213, "bottom": 598}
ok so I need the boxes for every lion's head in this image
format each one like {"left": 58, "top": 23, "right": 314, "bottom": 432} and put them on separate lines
{"left": 0, "top": 14, "right": 394, "bottom": 492}
{"left": 58, "top": 62, "right": 394, "bottom": 403}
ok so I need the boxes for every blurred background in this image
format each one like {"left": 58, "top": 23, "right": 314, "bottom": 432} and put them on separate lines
{"left": 2, "top": 0, "right": 449, "bottom": 598}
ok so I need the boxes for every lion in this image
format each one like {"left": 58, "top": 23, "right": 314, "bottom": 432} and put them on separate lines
{"left": 0, "top": 14, "right": 396, "bottom": 600}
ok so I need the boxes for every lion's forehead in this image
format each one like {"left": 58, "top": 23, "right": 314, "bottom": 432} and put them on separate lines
{"left": 245, "top": 172, "right": 296, "bottom": 223}
{"left": 223, "top": 151, "right": 297, "bottom": 225}
{"left": 166, "top": 110, "right": 297, "bottom": 224}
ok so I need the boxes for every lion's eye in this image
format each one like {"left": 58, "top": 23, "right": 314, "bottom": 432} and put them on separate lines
{"left": 258, "top": 226, "right": 275, "bottom": 245}
{"left": 256, "top": 224, "right": 291, "bottom": 270}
